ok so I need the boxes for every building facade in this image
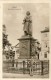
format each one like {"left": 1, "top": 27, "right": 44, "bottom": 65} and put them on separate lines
{"left": 12, "top": 43, "right": 19, "bottom": 60}
{"left": 40, "top": 27, "right": 49, "bottom": 60}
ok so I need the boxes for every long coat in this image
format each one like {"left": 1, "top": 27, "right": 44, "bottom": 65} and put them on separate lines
{"left": 23, "top": 15, "right": 32, "bottom": 35}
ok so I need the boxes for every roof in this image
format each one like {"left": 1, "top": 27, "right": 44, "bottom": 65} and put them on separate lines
{"left": 35, "top": 39, "right": 40, "bottom": 44}
{"left": 12, "top": 43, "right": 19, "bottom": 48}
{"left": 41, "top": 27, "right": 49, "bottom": 33}
{"left": 15, "top": 43, "right": 19, "bottom": 48}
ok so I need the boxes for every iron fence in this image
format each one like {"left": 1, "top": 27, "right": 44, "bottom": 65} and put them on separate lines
{"left": 3, "top": 60, "right": 49, "bottom": 75}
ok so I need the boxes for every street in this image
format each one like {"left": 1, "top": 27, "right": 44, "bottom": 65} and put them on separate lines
{"left": 3, "top": 72, "right": 49, "bottom": 78}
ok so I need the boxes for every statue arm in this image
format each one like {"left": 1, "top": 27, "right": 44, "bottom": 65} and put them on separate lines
{"left": 23, "top": 18, "right": 26, "bottom": 24}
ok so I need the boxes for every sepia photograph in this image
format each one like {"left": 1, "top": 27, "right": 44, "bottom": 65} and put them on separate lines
{"left": 2, "top": 3, "right": 49, "bottom": 78}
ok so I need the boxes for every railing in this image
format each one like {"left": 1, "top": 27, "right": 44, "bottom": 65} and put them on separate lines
{"left": 3, "top": 60, "right": 49, "bottom": 75}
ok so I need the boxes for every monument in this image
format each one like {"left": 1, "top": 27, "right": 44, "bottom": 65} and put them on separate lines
{"left": 18, "top": 11, "right": 36, "bottom": 59}
{"left": 23, "top": 11, "right": 32, "bottom": 36}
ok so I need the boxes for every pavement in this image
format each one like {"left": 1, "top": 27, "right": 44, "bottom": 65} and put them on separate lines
{"left": 3, "top": 72, "right": 49, "bottom": 78}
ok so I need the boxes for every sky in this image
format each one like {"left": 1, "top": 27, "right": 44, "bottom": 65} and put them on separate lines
{"left": 3, "top": 3, "right": 49, "bottom": 46}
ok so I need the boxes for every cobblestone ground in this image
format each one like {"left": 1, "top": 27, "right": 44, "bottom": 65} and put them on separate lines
{"left": 3, "top": 72, "right": 49, "bottom": 78}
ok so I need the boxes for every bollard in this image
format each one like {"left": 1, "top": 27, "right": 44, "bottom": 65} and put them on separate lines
{"left": 23, "top": 61, "right": 25, "bottom": 74}
{"left": 30, "top": 58, "right": 33, "bottom": 76}
{"left": 41, "top": 61, "right": 43, "bottom": 75}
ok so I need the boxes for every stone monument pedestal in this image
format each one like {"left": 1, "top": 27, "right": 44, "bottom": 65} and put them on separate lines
{"left": 18, "top": 35, "right": 36, "bottom": 59}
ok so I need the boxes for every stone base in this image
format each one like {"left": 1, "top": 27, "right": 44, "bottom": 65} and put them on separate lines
{"left": 18, "top": 35, "right": 36, "bottom": 59}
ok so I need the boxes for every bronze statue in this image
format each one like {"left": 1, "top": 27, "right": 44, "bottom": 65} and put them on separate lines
{"left": 23, "top": 11, "right": 32, "bottom": 36}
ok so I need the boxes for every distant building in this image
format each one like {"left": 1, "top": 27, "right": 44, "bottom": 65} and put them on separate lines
{"left": 12, "top": 43, "right": 19, "bottom": 67}
{"left": 40, "top": 27, "right": 49, "bottom": 60}
{"left": 12, "top": 43, "right": 19, "bottom": 60}
{"left": 34, "top": 40, "right": 41, "bottom": 60}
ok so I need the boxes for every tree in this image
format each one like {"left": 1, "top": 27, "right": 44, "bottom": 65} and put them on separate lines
{"left": 3, "top": 25, "right": 11, "bottom": 49}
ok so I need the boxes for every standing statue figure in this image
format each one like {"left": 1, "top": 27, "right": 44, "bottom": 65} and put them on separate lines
{"left": 23, "top": 11, "right": 32, "bottom": 36}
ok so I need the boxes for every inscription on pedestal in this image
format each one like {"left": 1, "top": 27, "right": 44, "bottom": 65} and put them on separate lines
{"left": 19, "top": 40, "right": 30, "bottom": 59}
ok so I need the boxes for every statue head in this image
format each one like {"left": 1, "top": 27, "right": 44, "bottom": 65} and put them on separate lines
{"left": 26, "top": 11, "right": 30, "bottom": 16}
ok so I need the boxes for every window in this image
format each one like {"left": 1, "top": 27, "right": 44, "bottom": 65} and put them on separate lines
{"left": 45, "top": 33, "right": 47, "bottom": 37}
{"left": 44, "top": 53, "right": 47, "bottom": 58}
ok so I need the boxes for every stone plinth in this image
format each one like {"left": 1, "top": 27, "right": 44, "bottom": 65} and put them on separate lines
{"left": 18, "top": 35, "right": 36, "bottom": 59}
